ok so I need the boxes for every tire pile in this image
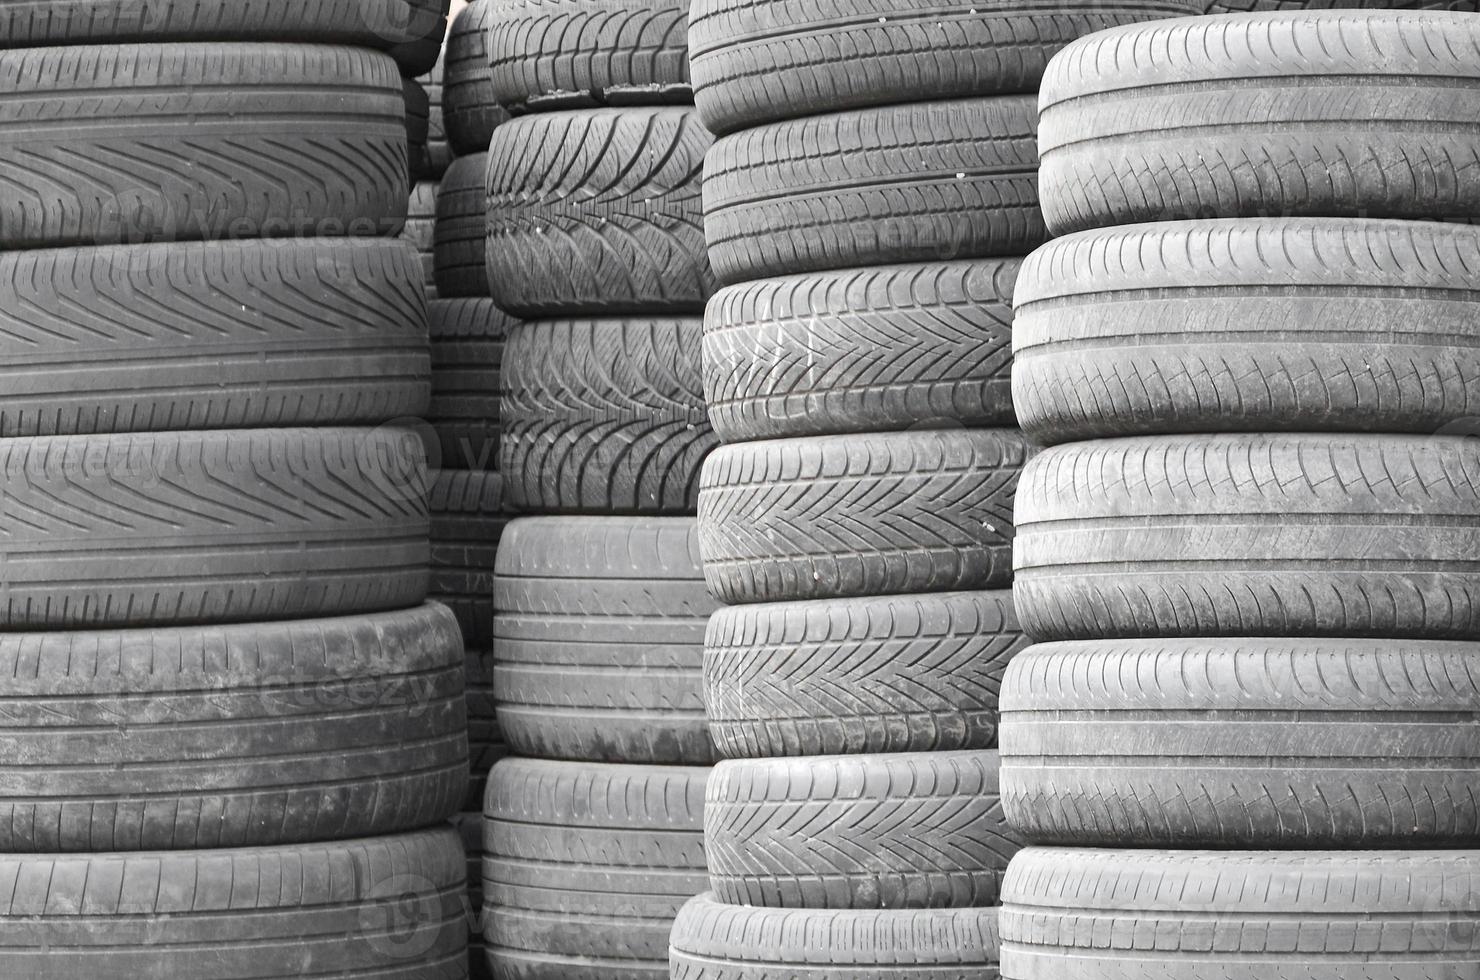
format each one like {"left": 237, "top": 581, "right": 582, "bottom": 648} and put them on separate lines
{"left": 672, "top": 1, "right": 1205, "bottom": 976}
{"left": 0, "top": 1, "right": 475, "bottom": 976}
{"left": 998, "top": 9, "right": 1480, "bottom": 977}
{"left": 472, "top": 1, "right": 720, "bottom": 977}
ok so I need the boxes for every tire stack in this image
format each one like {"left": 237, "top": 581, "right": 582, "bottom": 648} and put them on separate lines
{"left": 0, "top": 2, "right": 472, "bottom": 976}
{"left": 999, "top": 10, "right": 1480, "bottom": 977}
{"left": 671, "top": 2, "right": 1204, "bottom": 977}
{"left": 474, "top": 2, "right": 719, "bottom": 978}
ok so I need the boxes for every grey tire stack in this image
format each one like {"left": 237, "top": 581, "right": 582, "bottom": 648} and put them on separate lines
{"left": 1000, "top": 10, "right": 1480, "bottom": 978}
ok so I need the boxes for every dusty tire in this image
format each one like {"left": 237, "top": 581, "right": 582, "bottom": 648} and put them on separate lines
{"left": 435, "top": 154, "right": 491, "bottom": 297}
{"left": 705, "top": 591, "right": 1027, "bottom": 759}
{"left": 1014, "top": 218, "right": 1480, "bottom": 445}
{"left": 698, "top": 429, "right": 1030, "bottom": 605}
{"left": 1038, "top": 11, "right": 1480, "bottom": 236}
{"left": 482, "top": 758, "right": 708, "bottom": 980}
{"left": 0, "top": 427, "right": 428, "bottom": 628}
{"left": 690, "top": 0, "right": 1204, "bottom": 134}
{"left": 489, "top": 0, "right": 691, "bottom": 112}
{"left": 429, "top": 298, "right": 512, "bottom": 473}
{"left": 1014, "top": 433, "right": 1480, "bottom": 641}
{"left": 445, "top": 1, "right": 509, "bottom": 154}
{"left": 704, "top": 98, "right": 1042, "bottom": 286}
{"left": 493, "top": 517, "right": 718, "bottom": 764}
{"left": 0, "top": 826, "right": 467, "bottom": 978}
{"left": 1000, "top": 847, "right": 1480, "bottom": 978}
{"left": 430, "top": 471, "right": 508, "bottom": 649}
{"left": 705, "top": 260, "right": 1018, "bottom": 441}
{"left": 671, "top": 895, "right": 1002, "bottom": 979}
{"left": 1000, "top": 638, "right": 1480, "bottom": 848}
{"left": 0, "top": 238, "right": 428, "bottom": 435}
{"left": 485, "top": 108, "right": 713, "bottom": 316}
{"left": 0, "top": 44, "right": 407, "bottom": 249}
{"left": 705, "top": 751, "right": 1021, "bottom": 910}
{"left": 499, "top": 318, "right": 715, "bottom": 513}
{"left": 465, "top": 650, "right": 506, "bottom": 811}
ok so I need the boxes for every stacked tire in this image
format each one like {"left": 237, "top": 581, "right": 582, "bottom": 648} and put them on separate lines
{"left": 0, "top": 3, "right": 473, "bottom": 976}
{"left": 1000, "top": 11, "right": 1480, "bottom": 978}
{"left": 673, "top": 2, "right": 1205, "bottom": 976}
{"left": 475, "top": 2, "right": 719, "bottom": 977}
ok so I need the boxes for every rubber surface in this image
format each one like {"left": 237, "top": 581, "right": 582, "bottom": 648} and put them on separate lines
{"left": 705, "top": 591, "right": 1028, "bottom": 759}
{"left": 405, "top": 77, "right": 430, "bottom": 174}
{"left": 405, "top": 180, "right": 439, "bottom": 298}
{"left": 0, "top": 826, "right": 468, "bottom": 978}
{"left": 706, "top": 260, "right": 1019, "bottom": 441}
{"left": 485, "top": 107, "right": 713, "bottom": 315}
{"left": 699, "top": 429, "right": 1030, "bottom": 604}
{"left": 457, "top": 811, "right": 491, "bottom": 980}
{"left": 465, "top": 651, "right": 506, "bottom": 812}
{"left": 1209, "top": 0, "right": 1461, "bottom": 10}
{"left": 444, "top": 1, "right": 509, "bottom": 154}
{"left": 499, "top": 318, "right": 714, "bottom": 513}
{"left": 1014, "top": 433, "right": 1480, "bottom": 641}
{"left": 1038, "top": 11, "right": 1480, "bottom": 235}
{"left": 430, "top": 470, "right": 508, "bottom": 649}
{"left": 482, "top": 757, "right": 709, "bottom": 980}
{"left": 489, "top": 0, "right": 691, "bottom": 112}
{"left": 435, "top": 154, "right": 491, "bottom": 297}
{"left": 1000, "top": 847, "right": 1480, "bottom": 979}
{"left": 1014, "top": 218, "right": 1480, "bottom": 445}
{"left": 671, "top": 895, "right": 1002, "bottom": 979}
{"left": 493, "top": 517, "right": 718, "bottom": 764}
{"left": 429, "top": 298, "right": 512, "bottom": 472}
{"left": 0, "top": 43, "right": 408, "bottom": 248}
{"left": 690, "top": 0, "right": 1206, "bottom": 133}
{"left": 416, "top": 57, "right": 453, "bottom": 179}
{"left": 0, "top": 427, "right": 428, "bottom": 628}
{"left": 1000, "top": 638, "right": 1480, "bottom": 848}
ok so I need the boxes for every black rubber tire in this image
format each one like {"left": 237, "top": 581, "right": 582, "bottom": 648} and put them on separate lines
{"left": 1000, "top": 638, "right": 1480, "bottom": 848}
{"left": 671, "top": 894, "right": 1003, "bottom": 980}
{"left": 387, "top": 0, "right": 450, "bottom": 78}
{"left": 689, "top": 0, "right": 1205, "bottom": 134}
{"left": 499, "top": 318, "right": 714, "bottom": 513}
{"left": 706, "top": 260, "right": 1019, "bottom": 442}
{"left": 445, "top": 1, "right": 510, "bottom": 154}
{"left": 482, "top": 757, "right": 708, "bottom": 980}
{"left": 406, "top": 180, "right": 440, "bottom": 299}
{"left": 435, "top": 153, "right": 491, "bottom": 297}
{"left": 1000, "top": 847, "right": 1480, "bottom": 979}
{"left": 1014, "top": 433, "right": 1480, "bottom": 642}
{"left": 405, "top": 77, "right": 430, "bottom": 176}
{"left": 0, "top": 604, "right": 466, "bottom": 852}
{"left": 457, "top": 810, "right": 491, "bottom": 980}
{"left": 0, "top": 44, "right": 408, "bottom": 249}
{"left": 488, "top": 0, "right": 692, "bottom": 113}
{"left": 1209, "top": 0, "right": 1460, "bottom": 10}
{"left": 1014, "top": 218, "right": 1480, "bottom": 446}
{"left": 1038, "top": 11, "right": 1480, "bottom": 236}
{"left": 0, "top": 238, "right": 429, "bottom": 436}
{"left": 430, "top": 470, "right": 509, "bottom": 649}
{"left": 493, "top": 516, "right": 718, "bottom": 764}
{"left": 416, "top": 58, "right": 453, "bottom": 179}
{"left": 698, "top": 429, "right": 1030, "bottom": 605}
{"left": 0, "top": 427, "right": 428, "bottom": 629}
{"left": 485, "top": 108, "right": 713, "bottom": 316}
{"left": 0, "top": 826, "right": 468, "bottom": 978}
{"left": 465, "top": 650, "right": 507, "bottom": 812}
{"left": 429, "top": 298, "right": 513, "bottom": 472}
{"left": 705, "top": 751, "right": 1021, "bottom": 910}
{"left": 705, "top": 591, "right": 1027, "bottom": 759}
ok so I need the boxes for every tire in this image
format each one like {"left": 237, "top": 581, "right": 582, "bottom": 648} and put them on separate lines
{"left": 488, "top": 0, "right": 692, "bottom": 113}
{"left": 0, "top": 604, "right": 465, "bottom": 851}
{"left": 0, "top": 238, "right": 429, "bottom": 435}
{"left": 1013, "top": 218, "right": 1480, "bottom": 446}
{"left": 705, "top": 751, "right": 1021, "bottom": 910}
{"left": 429, "top": 298, "right": 513, "bottom": 472}
{"left": 465, "top": 651, "right": 507, "bottom": 812}
{"left": 499, "top": 318, "right": 715, "bottom": 513}
{"left": 0, "top": 827, "right": 467, "bottom": 978}
{"left": 1013, "top": 433, "right": 1480, "bottom": 641}
{"left": 698, "top": 429, "right": 1030, "bottom": 605}
{"left": 671, "top": 895, "right": 1003, "bottom": 980}
{"left": 704, "top": 98, "right": 1043, "bottom": 286}
{"left": 430, "top": 470, "right": 509, "bottom": 649}
{"left": 445, "top": 1, "right": 509, "bottom": 154}
{"left": 482, "top": 758, "right": 708, "bottom": 980}
{"left": 705, "top": 260, "right": 1019, "bottom": 442}
{"left": 0, "top": 44, "right": 407, "bottom": 249}
{"left": 493, "top": 517, "right": 718, "bottom": 764}
{"left": 457, "top": 811, "right": 492, "bottom": 980}
{"left": 1000, "top": 848, "right": 1480, "bottom": 978}
{"left": 416, "top": 58, "right": 453, "bottom": 179}
{"left": 405, "top": 77, "right": 430, "bottom": 176}
{"left": 705, "top": 591, "right": 1027, "bottom": 759}
{"left": 435, "top": 154, "right": 490, "bottom": 297}
{"left": 689, "top": 0, "right": 1205, "bottom": 134}
{"left": 406, "top": 180, "right": 440, "bottom": 298}
{"left": 0, "top": 427, "right": 428, "bottom": 629}
{"left": 1038, "top": 11, "right": 1480, "bottom": 236}
{"left": 1209, "top": 0, "right": 1456, "bottom": 9}
{"left": 387, "top": 0, "right": 450, "bottom": 78}
{"left": 485, "top": 108, "right": 713, "bottom": 316}
{"left": 1000, "top": 638, "right": 1480, "bottom": 848}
